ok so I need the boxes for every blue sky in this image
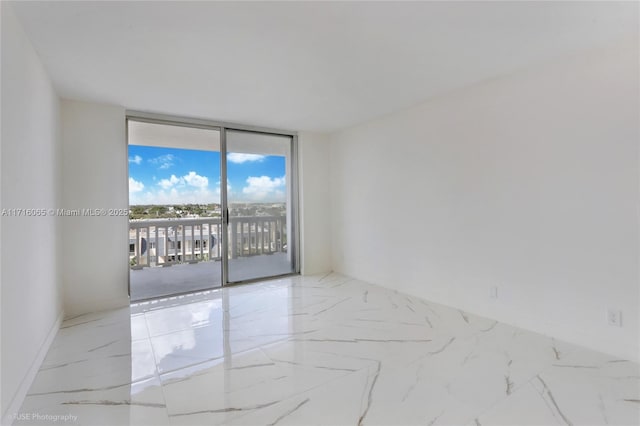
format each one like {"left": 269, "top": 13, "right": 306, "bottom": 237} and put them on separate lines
{"left": 128, "top": 145, "right": 286, "bottom": 205}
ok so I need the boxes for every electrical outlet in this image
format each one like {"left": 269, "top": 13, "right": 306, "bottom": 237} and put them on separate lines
{"left": 607, "top": 309, "right": 622, "bottom": 327}
{"left": 490, "top": 286, "right": 498, "bottom": 299}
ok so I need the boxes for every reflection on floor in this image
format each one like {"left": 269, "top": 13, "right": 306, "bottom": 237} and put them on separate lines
{"left": 129, "top": 253, "right": 292, "bottom": 301}
{"left": 16, "top": 273, "right": 640, "bottom": 425}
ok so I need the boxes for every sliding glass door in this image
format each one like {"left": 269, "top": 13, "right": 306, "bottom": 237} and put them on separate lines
{"left": 224, "top": 130, "right": 296, "bottom": 283}
{"left": 128, "top": 120, "right": 223, "bottom": 301}
{"left": 127, "top": 116, "right": 298, "bottom": 300}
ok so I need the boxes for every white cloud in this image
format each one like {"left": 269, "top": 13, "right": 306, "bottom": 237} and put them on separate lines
{"left": 183, "top": 171, "right": 208, "bottom": 189}
{"left": 158, "top": 174, "right": 181, "bottom": 189}
{"left": 128, "top": 155, "right": 142, "bottom": 165}
{"left": 148, "top": 154, "right": 176, "bottom": 170}
{"left": 228, "top": 153, "right": 266, "bottom": 164}
{"left": 129, "top": 177, "right": 145, "bottom": 193}
{"left": 242, "top": 175, "right": 285, "bottom": 201}
{"left": 131, "top": 171, "right": 213, "bottom": 205}
{"left": 157, "top": 171, "right": 208, "bottom": 191}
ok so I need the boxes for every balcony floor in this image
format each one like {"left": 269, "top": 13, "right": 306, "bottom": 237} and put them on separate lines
{"left": 129, "top": 253, "right": 293, "bottom": 301}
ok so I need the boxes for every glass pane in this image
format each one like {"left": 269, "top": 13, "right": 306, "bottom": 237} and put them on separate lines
{"left": 128, "top": 120, "right": 222, "bottom": 301}
{"left": 226, "top": 130, "right": 294, "bottom": 282}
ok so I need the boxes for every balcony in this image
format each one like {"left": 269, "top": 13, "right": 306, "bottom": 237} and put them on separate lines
{"left": 129, "top": 216, "right": 291, "bottom": 301}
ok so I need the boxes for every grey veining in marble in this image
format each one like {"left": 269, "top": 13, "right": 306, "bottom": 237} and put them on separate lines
{"left": 12, "top": 273, "right": 640, "bottom": 426}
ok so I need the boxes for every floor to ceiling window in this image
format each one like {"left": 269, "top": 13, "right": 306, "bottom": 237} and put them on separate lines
{"left": 225, "top": 130, "right": 296, "bottom": 283}
{"left": 127, "top": 115, "right": 299, "bottom": 301}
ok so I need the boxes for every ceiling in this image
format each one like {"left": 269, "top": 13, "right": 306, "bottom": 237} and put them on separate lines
{"left": 10, "top": 1, "right": 638, "bottom": 133}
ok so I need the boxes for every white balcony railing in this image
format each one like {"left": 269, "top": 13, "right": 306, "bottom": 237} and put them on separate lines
{"left": 128, "top": 216, "right": 286, "bottom": 269}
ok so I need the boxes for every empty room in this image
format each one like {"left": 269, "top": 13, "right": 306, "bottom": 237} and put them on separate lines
{"left": 1, "top": 1, "right": 638, "bottom": 425}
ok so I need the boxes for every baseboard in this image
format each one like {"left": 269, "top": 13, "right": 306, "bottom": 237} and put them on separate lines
{"left": 344, "top": 269, "right": 640, "bottom": 364}
{"left": 494, "top": 308, "right": 640, "bottom": 364}
{"left": 301, "top": 267, "right": 333, "bottom": 276}
{"left": 405, "top": 286, "right": 640, "bottom": 364}
{"left": 1, "top": 310, "right": 63, "bottom": 426}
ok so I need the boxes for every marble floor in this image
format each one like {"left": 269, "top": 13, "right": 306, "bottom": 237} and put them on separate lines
{"left": 14, "top": 273, "right": 640, "bottom": 426}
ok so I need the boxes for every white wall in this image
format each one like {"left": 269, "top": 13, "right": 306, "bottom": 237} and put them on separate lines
{"left": 61, "top": 100, "right": 129, "bottom": 317}
{"left": 299, "top": 132, "right": 332, "bottom": 275}
{"left": 1, "top": 3, "right": 63, "bottom": 420}
{"left": 330, "top": 38, "right": 639, "bottom": 362}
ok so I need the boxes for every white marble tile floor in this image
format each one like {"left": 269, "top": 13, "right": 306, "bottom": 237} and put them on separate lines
{"left": 13, "top": 273, "right": 640, "bottom": 426}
